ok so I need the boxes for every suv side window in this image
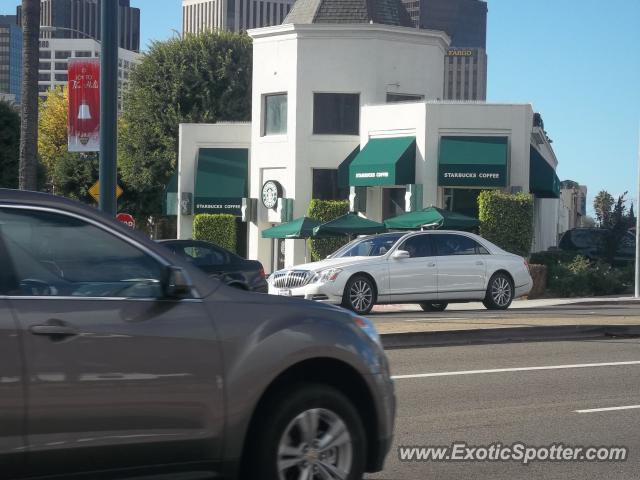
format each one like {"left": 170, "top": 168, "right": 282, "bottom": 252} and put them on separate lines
{"left": 0, "top": 208, "right": 165, "bottom": 298}
{"left": 433, "top": 234, "right": 486, "bottom": 256}
{"left": 398, "top": 235, "right": 433, "bottom": 258}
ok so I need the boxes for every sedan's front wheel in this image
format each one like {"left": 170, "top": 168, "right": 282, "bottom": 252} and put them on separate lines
{"left": 342, "top": 275, "right": 376, "bottom": 315}
{"left": 247, "top": 384, "right": 366, "bottom": 480}
{"left": 483, "top": 272, "right": 514, "bottom": 310}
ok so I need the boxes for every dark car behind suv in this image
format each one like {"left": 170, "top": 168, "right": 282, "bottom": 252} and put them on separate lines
{"left": 0, "top": 188, "right": 394, "bottom": 480}
{"left": 558, "top": 228, "right": 635, "bottom": 264}
{"left": 158, "top": 239, "right": 268, "bottom": 293}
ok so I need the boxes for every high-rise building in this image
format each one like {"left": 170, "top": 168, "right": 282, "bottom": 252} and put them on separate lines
{"left": 17, "top": 0, "right": 140, "bottom": 52}
{"left": 0, "top": 15, "right": 22, "bottom": 104}
{"left": 399, "top": 0, "right": 419, "bottom": 27}
{"left": 182, "top": 0, "right": 296, "bottom": 34}
{"left": 36, "top": 37, "right": 141, "bottom": 111}
{"left": 419, "top": 0, "right": 488, "bottom": 101}
{"left": 419, "top": 0, "right": 486, "bottom": 48}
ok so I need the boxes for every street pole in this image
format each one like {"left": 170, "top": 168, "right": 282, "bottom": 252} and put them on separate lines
{"left": 99, "top": 0, "right": 118, "bottom": 215}
{"left": 635, "top": 124, "right": 640, "bottom": 297}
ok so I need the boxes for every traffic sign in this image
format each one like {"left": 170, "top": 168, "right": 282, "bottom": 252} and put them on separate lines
{"left": 89, "top": 181, "right": 123, "bottom": 203}
{"left": 116, "top": 213, "right": 135, "bottom": 228}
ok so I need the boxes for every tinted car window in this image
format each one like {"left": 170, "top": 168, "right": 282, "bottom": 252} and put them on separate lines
{"left": 333, "top": 233, "right": 404, "bottom": 257}
{"left": 0, "top": 208, "right": 164, "bottom": 298}
{"left": 180, "top": 245, "right": 228, "bottom": 267}
{"left": 433, "top": 234, "right": 484, "bottom": 256}
{"left": 569, "top": 229, "right": 607, "bottom": 249}
{"left": 398, "top": 235, "right": 433, "bottom": 258}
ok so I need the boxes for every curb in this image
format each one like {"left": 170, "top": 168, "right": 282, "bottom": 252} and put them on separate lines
{"left": 380, "top": 324, "right": 640, "bottom": 349}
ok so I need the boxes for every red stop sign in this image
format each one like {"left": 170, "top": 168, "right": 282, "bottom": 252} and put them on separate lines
{"left": 116, "top": 213, "right": 135, "bottom": 228}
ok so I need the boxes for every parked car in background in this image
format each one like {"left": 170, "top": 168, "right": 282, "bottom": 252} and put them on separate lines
{"left": 0, "top": 189, "right": 394, "bottom": 480}
{"left": 159, "top": 239, "right": 268, "bottom": 293}
{"left": 268, "top": 230, "right": 532, "bottom": 314}
{"left": 558, "top": 228, "right": 635, "bottom": 264}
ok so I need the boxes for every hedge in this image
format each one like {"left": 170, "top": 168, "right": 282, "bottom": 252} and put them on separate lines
{"left": 307, "top": 199, "right": 349, "bottom": 261}
{"left": 478, "top": 190, "right": 533, "bottom": 257}
{"left": 193, "top": 213, "right": 237, "bottom": 252}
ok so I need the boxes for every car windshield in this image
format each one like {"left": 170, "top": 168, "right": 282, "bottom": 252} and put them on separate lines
{"left": 331, "top": 233, "right": 405, "bottom": 258}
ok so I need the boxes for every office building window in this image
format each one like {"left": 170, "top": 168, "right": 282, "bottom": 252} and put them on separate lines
{"left": 54, "top": 50, "right": 71, "bottom": 59}
{"left": 38, "top": 61, "right": 50, "bottom": 70}
{"left": 263, "top": 93, "right": 287, "bottom": 136}
{"left": 74, "top": 50, "right": 92, "bottom": 57}
{"left": 55, "top": 73, "right": 67, "bottom": 81}
{"left": 313, "top": 93, "right": 359, "bottom": 135}
{"left": 312, "top": 169, "right": 347, "bottom": 200}
{"left": 39, "top": 50, "right": 51, "bottom": 59}
{"left": 54, "top": 62, "right": 67, "bottom": 71}
{"left": 38, "top": 73, "right": 50, "bottom": 81}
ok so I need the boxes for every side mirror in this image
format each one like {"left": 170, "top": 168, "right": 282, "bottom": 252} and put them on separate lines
{"left": 163, "top": 266, "right": 193, "bottom": 298}
{"left": 392, "top": 250, "right": 410, "bottom": 259}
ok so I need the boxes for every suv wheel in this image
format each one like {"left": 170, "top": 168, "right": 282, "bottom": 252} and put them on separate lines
{"left": 342, "top": 275, "right": 376, "bottom": 315}
{"left": 248, "top": 384, "right": 366, "bottom": 480}
{"left": 419, "top": 302, "right": 448, "bottom": 312}
{"left": 483, "top": 272, "right": 514, "bottom": 310}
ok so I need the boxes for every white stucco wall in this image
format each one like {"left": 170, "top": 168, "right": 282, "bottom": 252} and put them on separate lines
{"left": 177, "top": 123, "right": 251, "bottom": 239}
{"left": 248, "top": 23, "right": 449, "bottom": 270}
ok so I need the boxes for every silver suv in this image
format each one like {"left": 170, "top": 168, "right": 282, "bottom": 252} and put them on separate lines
{"left": 0, "top": 189, "right": 395, "bottom": 480}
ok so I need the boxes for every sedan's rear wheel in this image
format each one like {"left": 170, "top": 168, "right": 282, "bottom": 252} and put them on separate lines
{"left": 246, "top": 384, "right": 366, "bottom": 480}
{"left": 419, "top": 302, "right": 448, "bottom": 312}
{"left": 482, "top": 272, "right": 514, "bottom": 310}
{"left": 342, "top": 275, "right": 376, "bottom": 315}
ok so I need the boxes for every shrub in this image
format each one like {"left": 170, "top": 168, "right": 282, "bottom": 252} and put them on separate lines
{"left": 193, "top": 213, "right": 237, "bottom": 252}
{"left": 546, "top": 255, "right": 630, "bottom": 297}
{"left": 307, "top": 199, "right": 349, "bottom": 261}
{"left": 478, "top": 190, "right": 534, "bottom": 257}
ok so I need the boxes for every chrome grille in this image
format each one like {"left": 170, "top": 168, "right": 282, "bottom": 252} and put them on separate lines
{"left": 271, "top": 270, "right": 312, "bottom": 289}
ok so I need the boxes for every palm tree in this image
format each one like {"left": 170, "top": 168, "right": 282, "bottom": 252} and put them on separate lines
{"left": 19, "top": 0, "right": 40, "bottom": 191}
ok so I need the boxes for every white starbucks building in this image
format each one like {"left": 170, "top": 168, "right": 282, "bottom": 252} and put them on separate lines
{"left": 175, "top": 0, "right": 561, "bottom": 272}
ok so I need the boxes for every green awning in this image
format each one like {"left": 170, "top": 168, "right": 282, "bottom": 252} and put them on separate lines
{"left": 338, "top": 146, "right": 360, "bottom": 189}
{"left": 349, "top": 136, "right": 416, "bottom": 187}
{"left": 194, "top": 148, "right": 248, "bottom": 215}
{"left": 163, "top": 169, "right": 178, "bottom": 216}
{"left": 385, "top": 207, "right": 479, "bottom": 231}
{"left": 312, "top": 213, "right": 387, "bottom": 237}
{"left": 439, "top": 136, "right": 508, "bottom": 187}
{"left": 529, "top": 146, "right": 560, "bottom": 198}
{"left": 262, "top": 217, "right": 322, "bottom": 239}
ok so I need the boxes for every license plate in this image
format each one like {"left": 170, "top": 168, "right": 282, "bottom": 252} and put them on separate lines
{"left": 279, "top": 289, "right": 292, "bottom": 296}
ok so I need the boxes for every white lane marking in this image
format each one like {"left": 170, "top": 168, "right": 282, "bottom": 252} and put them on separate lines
{"left": 575, "top": 405, "right": 640, "bottom": 414}
{"left": 405, "top": 317, "right": 468, "bottom": 322}
{"left": 391, "top": 360, "right": 640, "bottom": 380}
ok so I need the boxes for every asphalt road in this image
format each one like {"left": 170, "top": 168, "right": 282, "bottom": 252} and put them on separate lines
{"left": 367, "top": 338, "right": 640, "bottom": 480}
{"left": 369, "top": 302, "right": 640, "bottom": 324}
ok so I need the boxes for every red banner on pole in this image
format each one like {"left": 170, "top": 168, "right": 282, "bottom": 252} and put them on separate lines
{"left": 68, "top": 58, "right": 100, "bottom": 152}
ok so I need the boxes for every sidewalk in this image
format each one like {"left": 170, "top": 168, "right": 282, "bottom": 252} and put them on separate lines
{"left": 373, "top": 295, "right": 640, "bottom": 348}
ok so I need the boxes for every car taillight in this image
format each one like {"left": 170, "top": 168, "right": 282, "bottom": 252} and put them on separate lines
{"left": 524, "top": 259, "right": 530, "bottom": 272}
{"left": 259, "top": 266, "right": 266, "bottom": 279}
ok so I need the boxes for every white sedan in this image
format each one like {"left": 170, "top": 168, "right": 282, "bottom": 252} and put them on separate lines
{"left": 268, "top": 231, "right": 532, "bottom": 314}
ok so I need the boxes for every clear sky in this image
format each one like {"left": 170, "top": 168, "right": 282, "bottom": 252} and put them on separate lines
{"left": 3, "top": 0, "right": 639, "bottom": 213}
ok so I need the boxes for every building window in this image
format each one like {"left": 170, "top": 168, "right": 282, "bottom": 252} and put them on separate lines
{"left": 312, "top": 169, "right": 347, "bottom": 200}
{"left": 263, "top": 93, "right": 287, "bottom": 136}
{"left": 54, "top": 73, "right": 67, "bottom": 81}
{"left": 387, "top": 93, "right": 424, "bottom": 103}
{"left": 38, "top": 73, "right": 50, "bottom": 81}
{"left": 39, "top": 50, "right": 51, "bottom": 59}
{"left": 38, "top": 61, "right": 50, "bottom": 70}
{"left": 74, "top": 50, "right": 91, "bottom": 57}
{"left": 313, "top": 93, "right": 359, "bottom": 135}
{"left": 54, "top": 62, "right": 67, "bottom": 71}
{"left": 54, "top": 50, "right": 71, "bottom": 59}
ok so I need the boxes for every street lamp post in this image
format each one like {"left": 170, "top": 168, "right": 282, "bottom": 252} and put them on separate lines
{"left": 99, "top": 1, "right": 118, "bottom": 216}
{"left": 635, "top": 125, "right": 640, "bottom": 298}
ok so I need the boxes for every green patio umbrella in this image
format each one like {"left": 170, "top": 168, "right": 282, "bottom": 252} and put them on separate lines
{"left": 261, "top": 216, "right": 322, "bottom": 239}
{"left": 313, "top": 213, "right": 387, "bottom": 237}
{"left": 384, "top": 207, "right": 479, "bottom": 230}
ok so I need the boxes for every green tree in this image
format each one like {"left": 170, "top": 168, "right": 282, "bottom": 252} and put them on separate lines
{"left": 38, "top": 85, "right": 68, "bottom": 187}
{"left": 0, "top": 100, "right": 20, "bottom": 189}
{"left": 118, "top": 31, "right": 253, "bottom": 225}
{"left": 593, "top": 190, "right": 615, "bottom": 227}
{"left": 49, "top": 153, "right": 99, "bottom": 202}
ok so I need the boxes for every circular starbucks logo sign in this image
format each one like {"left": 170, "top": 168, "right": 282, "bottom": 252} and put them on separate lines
{"left": 261, "top": 180, "right": 282, "bottom": 209}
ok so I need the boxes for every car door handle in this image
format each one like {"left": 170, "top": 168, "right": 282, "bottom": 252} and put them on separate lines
{"left": 476, "top": 261, "right": 484, "bottom": 266}
{"left": 30, "top": 322, "right": 79, "bottom": 339}
{"left": 427, "top": 262, "right": 436, "bottom": 267}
